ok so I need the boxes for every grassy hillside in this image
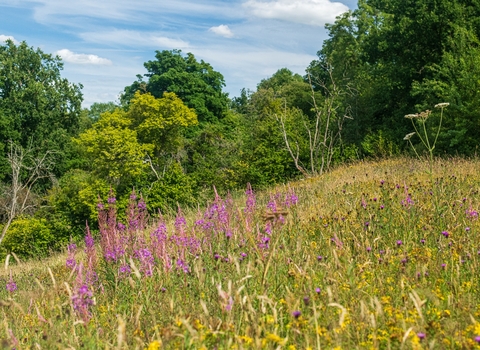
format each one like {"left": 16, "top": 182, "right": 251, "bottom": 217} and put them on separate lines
{"left": 1, "top": 157, "right": 479, "bottom": 349}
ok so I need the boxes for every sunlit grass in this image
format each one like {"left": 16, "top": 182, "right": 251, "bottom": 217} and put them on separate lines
{"left": 1, "top": 157, "right": 479, "bottom": 349}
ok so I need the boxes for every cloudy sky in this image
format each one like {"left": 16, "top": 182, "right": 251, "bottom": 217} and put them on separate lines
{"left": 0, "top": 0, "right": 357, "bottom": 107}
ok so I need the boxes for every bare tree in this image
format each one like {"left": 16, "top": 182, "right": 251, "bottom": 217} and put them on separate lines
{"left": 276, "top": 64, "right": 351, "bottom": 176}
{"left": 0, "top": 142, "right": 55, "bottom": 246}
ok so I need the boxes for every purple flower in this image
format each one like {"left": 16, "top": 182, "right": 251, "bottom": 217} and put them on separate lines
{"left": 420, "top": 239, "right": 425, "bottom": 244}
{"left": 317, "top": 255, "right": 323, "bottom": 261}
{"left": 396, "top": 240, "right": 403, "bottom": 246}
{"left": 66, "top": 258, "right": 76, "bottom": 269}
{"left": 138, "top": 200, "right": 147, "bottom": 210}
{"left": 118, "top": 264, "right": 131, "bottom": 277}
{"left": 366, "top": 247, "right": 372, "bottom": 252}
{"left": 292, "top": 310, "right": 301, "bottom": 318}
{"left": 441, "top": 263, "right": 446, "bottom": 269}
{"left": 475, "top": 336, "right": 480, "bottom": 343}
{"left": 107, "top": 196, "right": 116, "bottom": 204}
{"left": 71, "top": 282, "right": 94, "bottom": 322}
{"left": 315, "top": 287, "right": 321, "bottom": 294}
{"left": 85, "top": 233, "right": 94, "bottom": 250}
{"left": 417, "top": 333, "right": 426, "bottom": 340}
{"left": 380, "top": 205, "right": 384, "bottom": 210}
{"left": 6, "top": 278, "right": 17, "bottom": 293}
{"left": 466, "top": 227, "right": 470, "bottom": 232}
{"left": 442, "top": 231, "right": 449, "bottom": 238}
{"left": 303, "top": 296, "right": 310, "bottom": 305}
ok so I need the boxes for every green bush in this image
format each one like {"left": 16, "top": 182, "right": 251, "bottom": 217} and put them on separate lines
{"left": 145, "top": 162, "right": 196, "bottom": 213}
{"left": 0, "top": 216, "right": 57, "bottom": 260}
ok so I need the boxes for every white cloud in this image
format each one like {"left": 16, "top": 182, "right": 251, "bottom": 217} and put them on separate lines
{"left": 0, "top": 34, "right": 18, "bottom": 44}
{"left": 79, "top": 30, "right": 189, "bottom": 49}
{"left": 209, "top": 25, "right": 234, "bottom": 38}
{"left": 55, "top": 49, "right": 112, "bottom": 65}
{"left": 244, "top": 0, "right": 348, "bottom": 26}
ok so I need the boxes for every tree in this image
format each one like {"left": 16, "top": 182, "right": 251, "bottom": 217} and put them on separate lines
{"left": 75, "top": 91, "right": 197, "bottom": 188}
{"left": 0, "top": 142, "right": 55, "bottom": 246}
{"left": 312, "top": 0, "right": 480, "bottom": 156}
{"left": 122, "top": 50, "right": 229, "bottom": 123}
{"left": 0, "top": 40, "right": 83, "bottom": 179}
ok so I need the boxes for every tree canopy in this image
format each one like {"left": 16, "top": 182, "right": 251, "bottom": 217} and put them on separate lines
{"left": 0, "top": 40, "right": 83, "bottom": 179}
{"left": 122, "top": 50, "right": 229, "bottom": 123}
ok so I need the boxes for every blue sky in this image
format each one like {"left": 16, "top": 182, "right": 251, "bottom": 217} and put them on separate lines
{"left": 0, "top": 0, "right": 357, "bottom": 107}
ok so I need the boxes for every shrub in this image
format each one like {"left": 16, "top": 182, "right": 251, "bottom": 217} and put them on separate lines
{"left": 0, "top": 216, "right": 56, "bottom": 260}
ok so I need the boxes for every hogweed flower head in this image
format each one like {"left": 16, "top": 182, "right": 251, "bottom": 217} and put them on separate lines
{"left": 434, "top": 102, "right": 449, "bottom": 109}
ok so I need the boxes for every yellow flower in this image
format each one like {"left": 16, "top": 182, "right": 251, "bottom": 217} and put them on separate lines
{"left": 265, "top": 333, "right": 285, "bottom": 345}
{"left": 146, "top": 340, "right": 161, "bottom": 350}
{"left": 238, "top": 335, "right": 253, "bottom": 345}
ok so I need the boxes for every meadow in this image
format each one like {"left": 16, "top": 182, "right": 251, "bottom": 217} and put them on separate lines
{"left": 1, "top": 157, "right": 479, "bottom": 349}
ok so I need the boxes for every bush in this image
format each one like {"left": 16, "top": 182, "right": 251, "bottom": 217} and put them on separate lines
{"left": 0, "top": 216, "right": 57, "bottom": 260}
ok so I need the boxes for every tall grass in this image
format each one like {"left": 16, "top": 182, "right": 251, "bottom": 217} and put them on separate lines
{"left": 1, "top": 157, "right": 479, "bottom": 349}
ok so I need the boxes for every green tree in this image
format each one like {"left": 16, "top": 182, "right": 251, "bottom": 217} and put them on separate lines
{"left": 313, "top": 0, "right": 480, "bottom": 156}
{"left": 0, "top": 40, "right": 83, "bottom": 179}
{"left": 122, "top": 50, "right": 229, "bottom": 123}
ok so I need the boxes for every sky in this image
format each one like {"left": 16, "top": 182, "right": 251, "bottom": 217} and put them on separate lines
{"left": 0, "top": 0, "right": 357, "bottom": 108}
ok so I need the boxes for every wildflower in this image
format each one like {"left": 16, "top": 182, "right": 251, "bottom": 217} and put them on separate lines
{"left": 403, "top": 132, "right": 416, "bottom": 140}
{"left": 466, "top": 207, "right": 478, "bottom": 219}
{"left": 66, "top": 243, "right": 77, "bottom": 269}
{"left": 6, "top": 275, "right": 17, "bottom": 293}
{"left": 315, "top": 288, "right": 321, "bottom": 294}
{"left": 466, "top": 227, "right": 471, "bottom": 232}
{"left": 396, "top": 240, "right": 403, "bottom": 246}
{"left": 118, "top": 264, "right": 131, "bottom": 278}
{"left": 303, "top": 296, "right": 310, "bottom": 305}
{"left": 107, "top": 196, "right": 116, "bottom": 204}
{"left": 147, "top": 340, "right": 161, "bottom": 350}
{"left": 292, "top": 310, "right": 301, "bottom": 318}
{"left": 475, "top": 335, "right": 480, "bottom": 343}
{"left": 366, "top": 247, "right": 372, "bottom": 252}
{"left": 404, "top": 114, "right": 418, "bottom": 119}
{"left": 442, "top": 231, "right": 449, "bottom": 238}
{"left": 434, "top": 102, "right": 449, "bottom": 108}
{"left": 138, "top": 200, "right": 147, "bottom": 210}
{"left": 417, "top": 332, "right": 426, "bottom": 340}
{"left": 317, "top": 255, "right": 323, "bottom": 261}
{"left": 420, "top": 239, "right": 425, "bottom": 244}
{"left": 72, "top": 284, "right": 94, "bottom": 322}
{"left": 441, "top": 263, "right": 446, "bottom": 269}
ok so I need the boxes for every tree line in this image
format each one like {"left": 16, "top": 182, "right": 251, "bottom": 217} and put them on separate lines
{"left": 1, "top": 0, "right": 479, "bottom": 259}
